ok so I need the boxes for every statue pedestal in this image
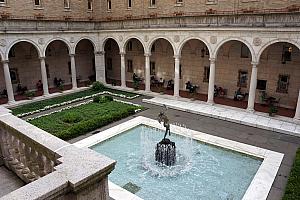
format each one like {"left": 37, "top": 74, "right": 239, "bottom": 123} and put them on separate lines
{"left": 155, "top": 138, "right": 176, "bottom": 166}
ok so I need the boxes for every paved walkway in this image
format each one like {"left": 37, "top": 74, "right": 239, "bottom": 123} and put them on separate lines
{"left": 0, "top": 166, "right": 24, "bottom": 198}
{"left": 143, "top": 96, "right": 300, "bottom": 137}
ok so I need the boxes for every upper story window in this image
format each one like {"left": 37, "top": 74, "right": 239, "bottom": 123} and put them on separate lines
{"left": 107, "top": 0, "right": 112, "bottom": 10}
{"left": 88, "top": 0, "right": 93, "bottom": 10}
{"left": 0, "top": 0, "right": 6, "bottom": 5}
{"left": 64, "top": 0, "right": 70, "bottom": 9}
{"left": 150, "top": 0, "right": 156, "bottom": 7}
{"left": 34, "top": 0, "right": 41, "bottom": 6}
{"left": 128, "top": 0, "right": 132, "bottom": 8}
{"left": 176, "top": 0, "right": 183, "bottom": 4}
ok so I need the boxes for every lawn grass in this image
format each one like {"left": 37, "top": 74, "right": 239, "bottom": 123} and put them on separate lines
{"left": 11, "top": 88, "right": 138, "bottom": 116}
{"left": 29, "top": 101, "right": 140, "bottom": 140}
{"left": 282, "top": 148, "right": 300, "bottom": 200}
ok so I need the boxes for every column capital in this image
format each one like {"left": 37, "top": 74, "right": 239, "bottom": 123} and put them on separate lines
{"left": 119, "top": 52, "right": 126, "bottom": 56}
{"left": 251, "top": 61, "right": 259, "bottom": 66}
{"left": 39, "top": 56, "right": 46, "bottom": 60}
{"left": 209, "top": 57, "right": 216, "bottom": 63}
{"left": 95, "top": 51, "right": 105, "bottom": 55}
{"left": 144, "top": 53, "right": 151, "bottom": 57}
{"left": 173, "top": 54, "right": 181, "bottom": 59}
{"left": 69, "top": 54, "right": 75, "bottom": 57}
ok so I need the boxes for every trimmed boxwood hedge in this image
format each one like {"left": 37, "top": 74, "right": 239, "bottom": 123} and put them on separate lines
{"left": 12, "top": 87, "right": 138, "bottom": 116}
{"left": 29, "top": 101, "right": 139, "bottom": 140}
{"left": 282, "top": 148, "right": 300, "bottom": 200}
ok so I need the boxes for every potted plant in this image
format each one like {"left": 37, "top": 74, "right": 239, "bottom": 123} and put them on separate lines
{"left": 58, "top": 84, "right": 64, "bottom": 92}
{"left": 268, "top": 104, "right": 278, "bottom": 117}
{"left": 190, "top": 91, "right": 196, "bottom": 101}
{"left": 133, "top": 79, "right": 140, "bottom": 90}
{"left": 111, "top": 80, "right": 117, "bottom": 86}
{"left": 25, "top": 91, "right": 35, "bottom": 100}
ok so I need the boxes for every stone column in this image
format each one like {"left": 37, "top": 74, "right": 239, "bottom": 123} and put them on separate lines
{"left": 69, "top": 54, "right": 77, "bottom": 89}
{"left": 120, "top": 52, "right": 126, "bottom": 88}
{"left": 174, "top": 55, "right": 180, "bottom": 97}
{"left": 207, "top": 58, "right": 216, "bottom": 104}
{"left": 144, "top": 53, "right": 151, "bottom": 92}
{"left": 2, "top": 60, "right": 15, "bottom": 103}
{"left": 247, "top": 62, "right": 258, "bottom": 112}
{"left": 39, "top": 57, "right": 49, "bottom": 96}
{"left": 95, "top": 51, "right": 106, "bottom": 84}
{"left": 294, "top": 89, "right": 300, "bottom": 120}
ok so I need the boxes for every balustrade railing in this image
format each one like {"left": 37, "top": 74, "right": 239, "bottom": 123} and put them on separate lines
{"left": 0, "top": 128, "right": 57, "bottom": 183}
{"left": 0, "top": 106, "right": 115, "bottom": 200}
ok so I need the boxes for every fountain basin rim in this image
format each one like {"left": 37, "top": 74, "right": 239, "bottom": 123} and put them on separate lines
{"left": 74, "top": 116, "right": 284, "bottom": 200}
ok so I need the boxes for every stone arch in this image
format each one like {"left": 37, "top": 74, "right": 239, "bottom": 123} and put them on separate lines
{"left": 74, "top": 37, "right": 97, "bottom": 53}
{"left": 213, "top": 38, "right": 256, "bottom": 62}
{"left": 178, "top": 37, "right": 212, "bottom": 56}
{"left": 257, "top": 39, "right": 300, "bottom": 61}
{"left": 43, "top": 38, "right": 72, "bottom": 56}
{"left": 123, "top": 36, "right": 146, "bottom": 53}
{"left": 5, "top": 39, "right": 42, "bottom": 60}
{"left": 147, "top": 36, "right": 176, "bottom": 55}
{"left": 101, "top": 37, "right": 121, "bottom": 52}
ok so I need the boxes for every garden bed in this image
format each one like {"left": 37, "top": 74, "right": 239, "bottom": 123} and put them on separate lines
{"left": 12, "top": 87, "right": 139, "bottom": 116}
{"left": 29, "top": 100, "right": 142, "bottom": 140}
{"left": 283, "top": 148, "right": 300, "bottom": 200}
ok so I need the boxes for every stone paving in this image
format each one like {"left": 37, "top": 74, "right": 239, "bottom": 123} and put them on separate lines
{"left": 143, "top": 96, "right": 300, "bottom": 137}
{"left": 0, "top": 166, "right": 24, "bottom": 198}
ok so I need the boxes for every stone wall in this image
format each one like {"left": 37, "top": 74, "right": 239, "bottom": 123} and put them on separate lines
{"left": 0, "top": 0, "right": 299, "bottom": 20}
{"left": 75, "top": 39, "right": 95, "bottom": 83}
{"left": 105, "top": 39, "right": 121, "bottom": 82}
{"left": 8, "top": 42, "right": 42, "bottom": 91}
{"left": 180, "top": 39, "right": 210, "bottom": 94}
{"left": 125, "top": 39, "right": 145, "bottom": 84}
{"left": 0, "top": 0, "right": 102, "bottom": 20}
{"left": 257, "top": 43, "right": 300, "bottom": 109}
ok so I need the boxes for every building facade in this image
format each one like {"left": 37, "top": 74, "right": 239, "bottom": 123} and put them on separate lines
{"left": 0, "top": 0, "right": 300, "bottom": 119}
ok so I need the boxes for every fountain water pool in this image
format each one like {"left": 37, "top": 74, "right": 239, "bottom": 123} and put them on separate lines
{"left": 91, "top": 125, "right": 262, "bottom": 200}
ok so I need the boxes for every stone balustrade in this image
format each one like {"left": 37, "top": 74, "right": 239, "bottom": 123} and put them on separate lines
{"left": 0, "top": 106, "right": 116, "bottom": 200}
{"left": 0, "top": 12, "right": 299, "bottom": 32}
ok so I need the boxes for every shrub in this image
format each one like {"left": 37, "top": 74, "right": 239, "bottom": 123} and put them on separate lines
{"left": 62, "top": 113, "right": 82, "bottom": 124}
{"left": 25, "top": 91, "right": 35, "bottom": 99}
{"left": 58, "top": 84, "right": 64, "bottom": 92}
{"left": 92, "top": 81, "right": 105, "bottom": 91}
{"left": 93, "top": 95, "right": 114, "bottom": 103}
{"left": 283, "top": 148, "right": 300, "bottom": 200}
{"left": 56, "top": 107, "right": 136, "bottom": 140}
{"left": 93, "top": 96, "right": 102, "bottom": 103}
{"left": 103, "top": 95, "right": 113, "bottom": 102}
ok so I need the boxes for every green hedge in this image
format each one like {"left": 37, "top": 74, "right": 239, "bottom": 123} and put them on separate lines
{"left": 12, "top": 87, "right": 138, "bottom": 115}
{"left": 29, "top": 101, "right": 139, "bottom": 140}
{"left": 282, "top": 148, "right": 300, "bottom": 200}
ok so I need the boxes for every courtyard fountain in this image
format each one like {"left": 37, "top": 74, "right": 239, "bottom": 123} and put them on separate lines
{"left": 155, "top": 108, "right": 176, "bottom": 166}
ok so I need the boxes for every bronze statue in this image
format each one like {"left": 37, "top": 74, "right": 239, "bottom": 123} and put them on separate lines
{"left": 157, "top": 105, "right": 170, "bottom": 140}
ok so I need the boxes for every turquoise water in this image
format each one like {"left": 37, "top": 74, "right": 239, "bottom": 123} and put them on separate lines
{"left": 91, "top": 125, "right": 262, "bottom": 200}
